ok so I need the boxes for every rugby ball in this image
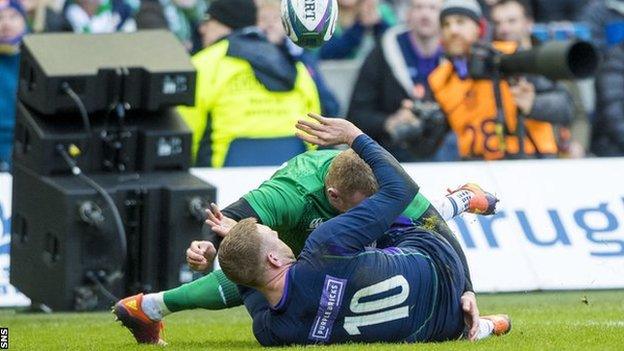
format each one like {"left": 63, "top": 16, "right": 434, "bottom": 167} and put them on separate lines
{"left": 281, "top": 0, "right": 339, "bottom": 48}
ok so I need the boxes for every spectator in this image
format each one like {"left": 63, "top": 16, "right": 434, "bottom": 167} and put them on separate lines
{"left": 347, "top": 0, "right": 450, "bottom": 162}
{"left": 491, "top": 0, "right": 575, "bottom": 157}
{"left": 20, "top": 0, "right": 71, "bottom": 32}
{"left": 135, "top": 0, "right": 168, "bottom": 30}
{"left": 257, "top": 0, "right": 340, "bottom": 116}
{"left": 158, "top": 0, "right": 205, "bottom": 52}
{"left": 580, "top": 0, "right": 624, "bottom": 53}
{"left": 63, "top": 0, "right": 137, "bottom": 33}
{"left": 593, "top": 43, "right": 624, "bottom": 156}
{"left": 428, "top": 0, "right": 566, "bottom": 160}
{"left": 0, "top": 0, "right": 26, "bottom": 172}
{"left": 477, "top": 0, "right": 499, "bottom": 20}
{"left": 491, "top": 0, "right": 535, "bottom": 47}
{"left": 319, "top": 0, "right": 397, "bottom": 60}
{"left": 178, "top": 0, "right": 321, "bottom": 167}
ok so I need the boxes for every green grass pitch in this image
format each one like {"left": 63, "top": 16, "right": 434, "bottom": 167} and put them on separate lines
{"left": 1, "top": 290, "right": 623, "bottom": 350}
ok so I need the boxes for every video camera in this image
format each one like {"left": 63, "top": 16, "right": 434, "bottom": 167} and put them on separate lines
{"left": 468, "top": 40, "right": 599, "bottom": 80}
{"left": 390, "top": 100, "right": 446, "bottom": 146}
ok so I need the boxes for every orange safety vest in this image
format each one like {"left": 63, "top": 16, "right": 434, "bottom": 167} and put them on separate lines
{"left": 428, "top": 42, "right": 558, "bottom": 160}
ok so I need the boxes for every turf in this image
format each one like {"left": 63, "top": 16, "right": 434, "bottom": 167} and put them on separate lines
{"left": 1, "top": 290, "right": 623, "bottom": 350}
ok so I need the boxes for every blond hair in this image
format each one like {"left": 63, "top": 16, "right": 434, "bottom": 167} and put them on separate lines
{"left": 325, "top": 149, "right": 378, "bottom": 197}
{"left": 218, "top": 218, "right": 266, "bottom": 287}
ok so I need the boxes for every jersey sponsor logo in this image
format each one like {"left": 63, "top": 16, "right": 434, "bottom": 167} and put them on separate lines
{"left": 309, "top": 218, "right": 324, "bottom": 230}
{"left": 308, "top": 275, "right": 347, "bottom": 342}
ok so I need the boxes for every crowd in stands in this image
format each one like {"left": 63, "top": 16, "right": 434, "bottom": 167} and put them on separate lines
{"left": 2, "top": 0, "right": 624, "bottom": 171}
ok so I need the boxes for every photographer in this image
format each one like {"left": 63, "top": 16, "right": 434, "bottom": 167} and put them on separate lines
{"left": 491, "top": 0, "right": 576, "bottom": 155}
{"left": 427, "top": 0, "right": 571, "bottom": 160}
{"left": 347, "top": 0, "right": 450, "bottom": 162}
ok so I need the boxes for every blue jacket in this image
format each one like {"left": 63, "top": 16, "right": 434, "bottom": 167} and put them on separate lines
{"left": 0, "top": 53, "right": 20, "bottom": 172}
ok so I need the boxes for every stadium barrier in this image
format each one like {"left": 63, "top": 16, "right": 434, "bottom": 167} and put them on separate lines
{"left": 317, "top": 59, "right": 363, "bottom": 116}
{"left": 2, "top": 158, "right": 624, "bottom": 307}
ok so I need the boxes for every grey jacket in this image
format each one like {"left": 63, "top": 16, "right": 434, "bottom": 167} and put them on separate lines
{"left": 593, "top": 43, "right": 624, "bottom": 156}
{"left": 524, "top": 74, "right": 574, "bottom": 126}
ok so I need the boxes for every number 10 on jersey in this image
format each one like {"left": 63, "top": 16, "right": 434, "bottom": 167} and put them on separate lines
{"left": 343, "top": 275, "right": 410, "bottom": 335}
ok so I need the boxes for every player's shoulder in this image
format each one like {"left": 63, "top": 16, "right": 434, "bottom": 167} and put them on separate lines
{"left": 287, "top": 149, "right": 341, "bottom": 167}
{"left": 250, "top": 268, "right": 307, "bottom": 346}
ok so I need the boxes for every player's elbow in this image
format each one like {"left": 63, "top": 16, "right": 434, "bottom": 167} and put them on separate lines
{"left": 254, "top": 334, "right": 284, "bottom": 347}
{"left": 256, "top": 338, "right": 276, "bottom": 347}
{"left": 391, "top": 173, "right": 419, "bottom": 204}
{"left": 253, "top": 319, "right": 283, "bottom": 347}
{"left": 403, "top": 181, "right": 419, "bottom": 207}
{"left": 384, "top": 181, "right": 418, "bottom": 212}
{"left": 404, "top": 175, "right": 419, "bottom": 195}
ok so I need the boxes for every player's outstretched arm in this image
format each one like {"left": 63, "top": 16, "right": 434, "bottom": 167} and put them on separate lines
{"left": 296, "top": 114, "right": 418, "bottom": 253}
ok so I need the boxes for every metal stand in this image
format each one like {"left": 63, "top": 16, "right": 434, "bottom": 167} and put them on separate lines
{"left": 476, "top": 44, "right": 527, "bottom": 159}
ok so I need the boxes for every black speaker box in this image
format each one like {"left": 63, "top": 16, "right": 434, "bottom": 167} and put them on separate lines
{"left": 18, "top": 30, "right": 196, "bottom": 115}
{"left": 13, "top": 101, "right": 193, "bottom": 176}
{"left": 10, "top": 164, "right": 216, "bottom": 311}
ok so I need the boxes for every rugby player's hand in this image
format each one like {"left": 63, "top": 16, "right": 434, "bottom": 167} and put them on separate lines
{"left": 461, "top": 291, "right": 480, "bottom": 341}
{"left": 205, "top": 203, "right": 237, "bottom": 237}
{"left": 186, "top": 240, "right": 216, "bottom": 272}
{"left": 296, "top": 113, "right": 363, "bottom": 147}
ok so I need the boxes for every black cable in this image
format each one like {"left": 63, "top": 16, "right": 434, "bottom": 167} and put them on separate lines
{"left": 85, "top": 271, "right": 119, "bottom": 303}
{"left": 61, "top": 82, "right": 92, "bottom": 135}
{"left": 56, "top": 145, "right": 127, "bottom": 283}
{"left": 76, "top": 171, "right": 128, "bottom": 265}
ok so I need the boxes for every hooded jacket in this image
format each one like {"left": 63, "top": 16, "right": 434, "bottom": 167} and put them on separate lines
{"left": 178, "top": 28, "right": 321, "bottom": 167}
{"left": 347, "top": 26, "right": 447, "bottom": 162}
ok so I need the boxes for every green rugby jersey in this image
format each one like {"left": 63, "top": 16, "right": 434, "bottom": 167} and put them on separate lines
{"left": 243, "top": 150, "right": 431, "bottom": 255}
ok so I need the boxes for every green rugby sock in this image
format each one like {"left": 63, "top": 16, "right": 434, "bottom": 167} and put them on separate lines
{"left": 162, "top": 269, "right": 242, "bottom": 312}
